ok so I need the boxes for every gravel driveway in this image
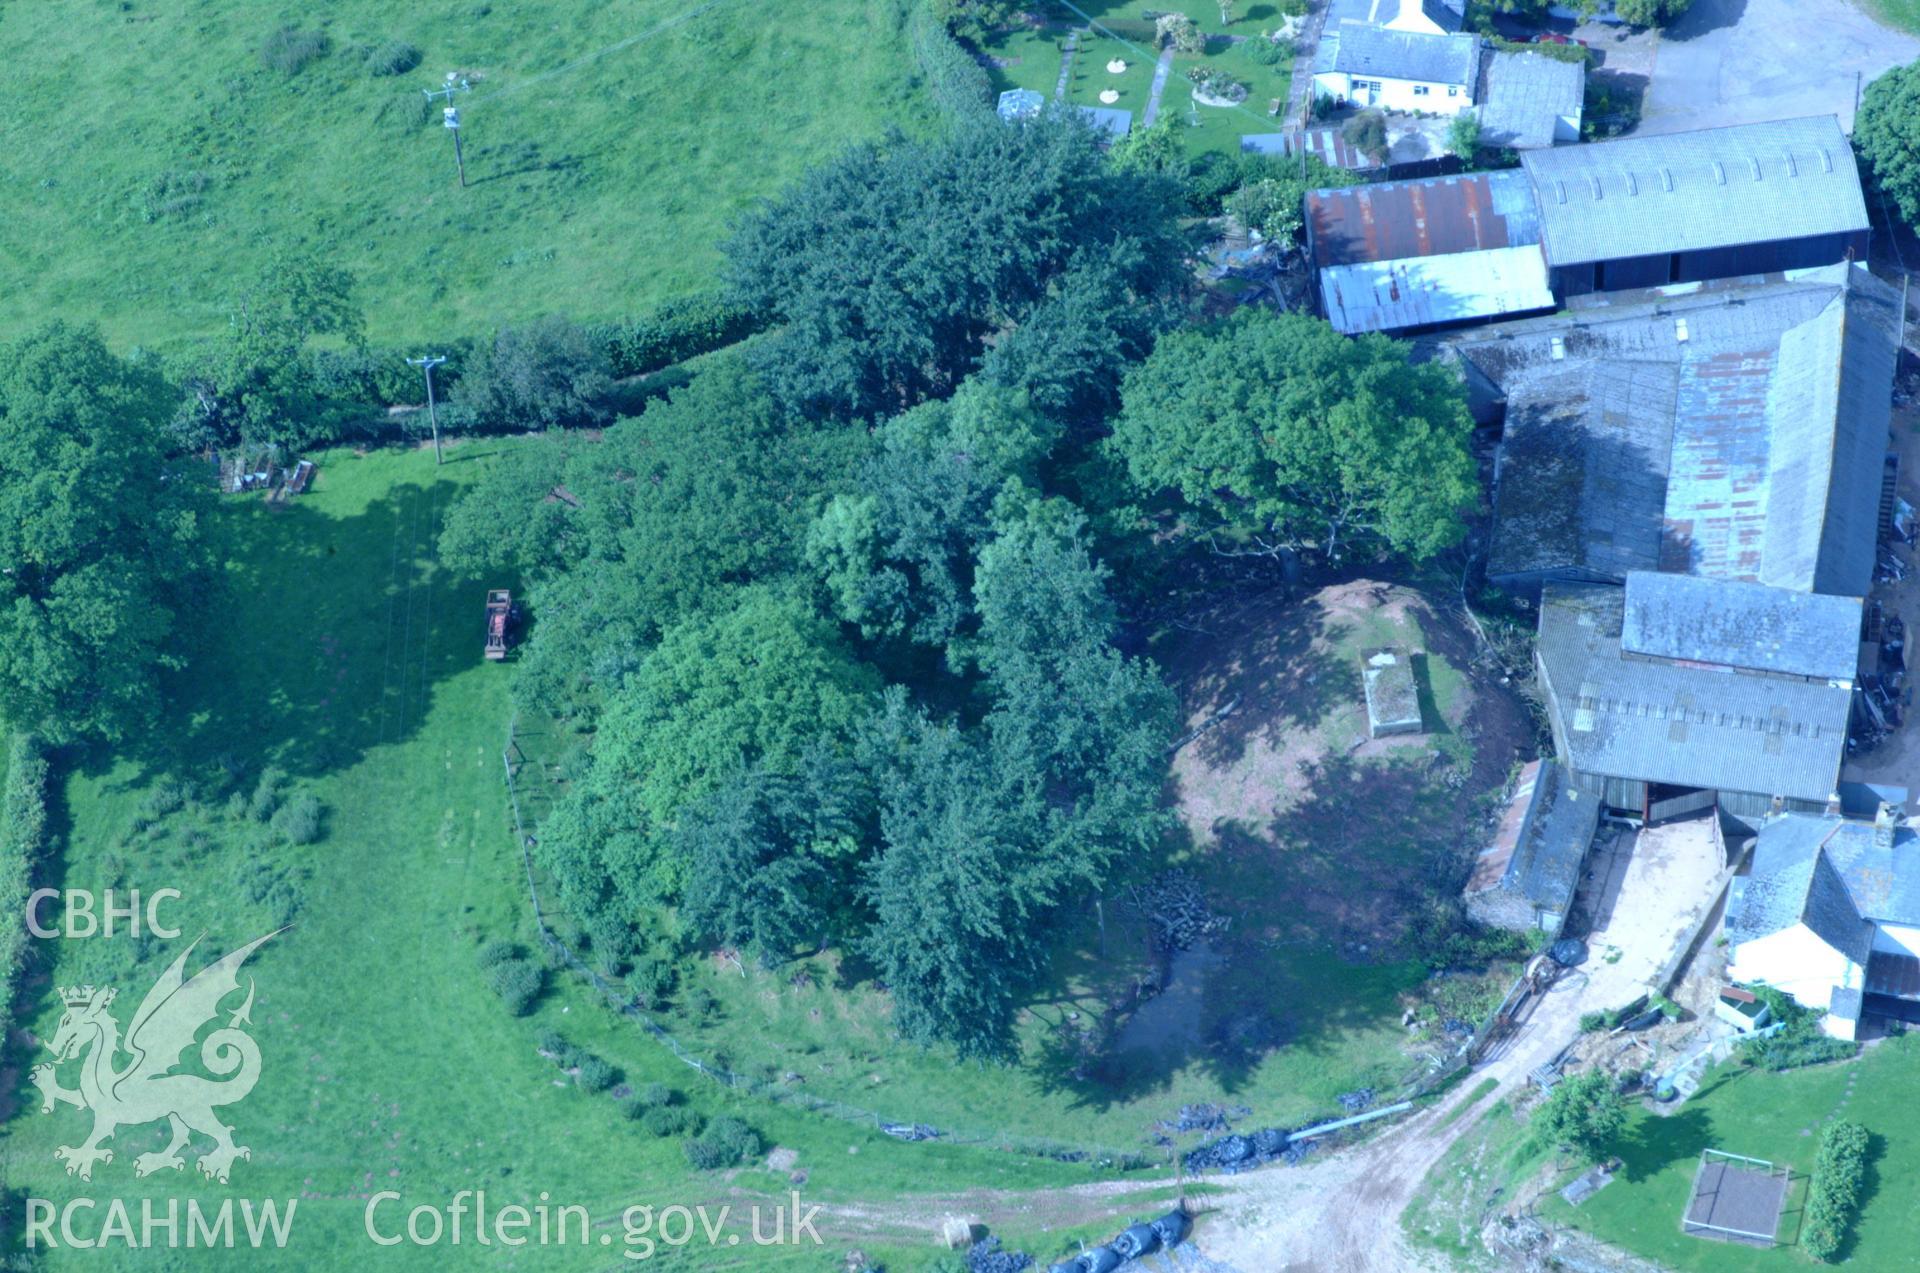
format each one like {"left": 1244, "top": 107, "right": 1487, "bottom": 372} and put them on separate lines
{"left": 1640, "top": 0, "right": 1920, "bottom": 134}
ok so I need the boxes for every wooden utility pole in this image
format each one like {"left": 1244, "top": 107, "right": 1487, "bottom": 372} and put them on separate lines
{"left": 423, "top": 73, "right": 471, "bottom": 188}
{"left": 407, "top": 355, "right": 448, "bottom": 464}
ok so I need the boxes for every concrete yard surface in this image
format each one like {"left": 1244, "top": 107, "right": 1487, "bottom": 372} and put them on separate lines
{"left": 1639, "top": 0, "right": 1920, "bottom": 135}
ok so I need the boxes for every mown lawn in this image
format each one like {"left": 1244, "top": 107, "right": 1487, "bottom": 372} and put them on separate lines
{"left": 0, "top": 0, "right": 929, "bottom": 348}
{"left": 2, "top": 444, "right": 1099, "bottom": 1271}
{"left": 1545, "top": 1035, "right": 1920, "bottom": 1270}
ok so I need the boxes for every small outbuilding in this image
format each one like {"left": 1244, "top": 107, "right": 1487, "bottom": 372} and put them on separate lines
{"left": 996, "top": 88, "right": 1045, "bottom": 122}
{"left": 1361, "top": 646, "right": 1422, "bottom": 738}
{"left": 1075, "top": 104, "right": 1133, "bottom": 141}
{"left": 1466, "top": 759, "right": 1603, "bottom": 933}
{"left": 1476, "top": 50, "right": 1583, "bottom": 149}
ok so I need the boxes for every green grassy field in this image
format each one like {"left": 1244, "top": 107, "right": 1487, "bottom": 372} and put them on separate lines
{"left": 1545, "top": 1037, "right": 1920, "bottom": 1269}
{"left": 1, "top": 444, "right": 1117, "bottom": 1271}
{"left": 0, "top": 0, "right": 929, "bottom": 348}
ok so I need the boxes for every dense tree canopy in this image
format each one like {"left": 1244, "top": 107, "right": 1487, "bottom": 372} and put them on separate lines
{"left": 1111, "top": 308, "right": 1478, "bottom": 561}
{"left": 1612, "top": 0, "right": 1692, "bottom": 25}
{"left": 0, "top": 323, "right": 206, "bottom": 742}
{"left": 170, "top": 253, "right": 364, "bottom": 452}
{"left": 726, "top": 110, "right": 1191, "bottom": 419}
{"left": 440, "top": 357, "right": 870, "bottom": 718}
{"left": 1856, "top": 62, "right": 1920, "bottom": 229}
{"left": 451, "top": 315, "right": 613, "bottom": 432}
{"left": 538, "top": 586, "right": 878, "bottom": 916}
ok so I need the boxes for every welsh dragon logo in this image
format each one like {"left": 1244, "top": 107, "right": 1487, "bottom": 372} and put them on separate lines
{"left": 30, "top": 930, "right": 279, "bottom": 1183}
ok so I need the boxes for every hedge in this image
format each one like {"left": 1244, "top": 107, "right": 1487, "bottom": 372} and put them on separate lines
{"left": 593, "top": 292, "right": 766, "bottom": 380}
{"left": 0, "top": 734, "right": 52, "bottom": 1057}
{"left": 1803, "top": 1119, "right": 1870, "bottom": 1261}
{"left": 908, "top": 0, "right": 994, "bottom": 124}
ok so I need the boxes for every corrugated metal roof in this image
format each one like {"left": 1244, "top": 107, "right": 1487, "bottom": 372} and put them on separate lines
{"left": 1317, "top": 26, "right": 1481, "bottom": 88}
{"left": 1319, "top": 244, "right": 1554, "bottom": 333}
{"left": 1521, "top": 115, "right": 1868, "bottom": 266}
{"left": 1307, "top": 167, "right": 1541, "bottom": 267}
{"left": 1537, "top": 583, "right": 1851, "bottom": 801}
{"left": 1620, "top": 572, "right": 1862, "bottom": 680}
{"left": 1075, "top": 105, "right": 1132, "bottom": 138}
{"left": 1478, "top": 50, "right": 1583, "bottom": 150}
{"left": 1461, "top": 264, "right": 1897, "bottom": 589}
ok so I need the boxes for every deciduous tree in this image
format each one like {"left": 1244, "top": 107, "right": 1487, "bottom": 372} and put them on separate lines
{"left": 0, "top": 323, "right": 207, "bottom": 742}
{"left": 1110, "top": 308, "right": 1477, "bottom": 561}
{"left": 1856, "top": 61, "right": 1920, "bottom": 229}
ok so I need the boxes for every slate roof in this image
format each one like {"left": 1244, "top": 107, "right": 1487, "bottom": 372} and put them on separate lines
{"left": 1477, "top": 51, "right": 1583, "bottom": 150}
{"left": 1620, "top": 572, "right": 1862, "bottom": 681}
{"left": 1308, "top": 168, "right": 1541, "bottom": 268}
{"left": 1458, "top": 264, "right": 1899, "bottom": 590}
{"left": 1325, "top": 0, "right": 1465, "bottom": 31}
{"left": 1317, "top": 26, "right": 1482, "bottom": 88}
{"left": 1726, "top": 812, "right": 1920, "bottom": 963}
{"left": 1522, "top": 116, "right": 1869, "bottom": 267}
{"left": 1536, "top": 583, "right": 1853, "bottom": 801}
{"left": 1466, "top": 760, "right": 1601, "bottom": 914}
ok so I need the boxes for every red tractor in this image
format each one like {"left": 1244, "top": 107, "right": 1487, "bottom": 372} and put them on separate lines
{"left": 484, "top": 590, "right": 514, "bottom": 660}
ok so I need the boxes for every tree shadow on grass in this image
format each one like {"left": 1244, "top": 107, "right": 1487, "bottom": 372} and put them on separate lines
{"left": 1617, "top": 1103, "right": 1713, "bottom": 1184}
{"left": 1178, "top": 592, "right": 1361, "bottom": 771}
{"left": 89, "top": 471, "right": 487, "bottom": 791}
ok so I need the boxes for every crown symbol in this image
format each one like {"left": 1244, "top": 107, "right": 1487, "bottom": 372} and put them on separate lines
{"left": 61, "top": 985, "right": 115, "bottom": 1009}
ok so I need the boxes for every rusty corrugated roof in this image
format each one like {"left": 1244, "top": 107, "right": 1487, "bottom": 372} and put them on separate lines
{"left": 1307, "top": 167, "right": 1541, "bottom": 268}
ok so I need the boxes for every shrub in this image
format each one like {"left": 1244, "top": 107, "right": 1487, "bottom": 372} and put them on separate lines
{"left": 140, "top": 779, "right": 189, "bottom": 820}
{"left": 631, "top": 1082, "right": 675, "bottom": 1109}
{"left": 365, "top": 40, "right": 422, "bottom": 76}
{"left": 685, "top": 1115, "right": 761, "bottom": 1169}
{"left": 576, "top": 1056, "right": 616, "bottom": 1092}
{"left": 1343, "top": 110, "right": 1390, "bottom": 164}
{"left": 486, "top": 957, "right": 544, "bottom": 1015}
{"left": 1531, "top": 1069, "right": 1625, "bottom": 1164}
{"left": 270, "top": 792, "right": 324, "bottom": 845}
{"left": 451, "top": 315, "right": 613, "bottom": 432}
{"left": 595, "top": 293, "right": 765, "bottom": 380}
{"left": 1803, "top": 1120, "right": 1870, "bottom": 1261}
{"left": 1579, "top": 1011, "right": 1608, "bottom": 1033}
{"left": 477, "top": 939, "right": 521, "bottom": 969}
{"left": 248, "top": 767, "right": 285, "bottom": 822}
{"left": 1155, "top": 12, "right": 1205, "bottom": 53}
{"left": 374, "top": 92, "right": 433, "bottom": 132}
{"left": 625, "top": 955, "right": 678, "bottom": 1011}
{"left": 1240, "top": 34, "right": 1290, "bottom": 67}
{"left": 1740, "top": 986, "right": 1857, "bottom": 1071}
{"left": 908, "top": 0, "right": 993, "bottom": 122}
{"left": 536, "top": 1027, "right": 571, "bottom": 1057}
{"left": 641, "top": 1105, "right": 702, "bottom": 1138}
{"left": 260, "top": 27, "right": 332, "bottom": 76}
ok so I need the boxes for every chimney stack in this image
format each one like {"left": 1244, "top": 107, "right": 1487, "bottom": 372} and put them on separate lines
{"left": 1824, "top": 792, "right": 1841, "bottom": 817}
{"left": 1874, "top": 800, "right": 1904, "bottom": 849}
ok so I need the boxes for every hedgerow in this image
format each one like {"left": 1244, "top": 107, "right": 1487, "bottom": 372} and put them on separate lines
{"left": 0, "top": 735, "right": 52, "bottom": 1055}
{"left": 1803, "top": 1119, "right": 1870, "bottom": 1261}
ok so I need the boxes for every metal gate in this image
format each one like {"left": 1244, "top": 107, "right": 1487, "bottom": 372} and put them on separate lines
{"left": 1647, "top": 786, "right": 1716, "bottom": 825}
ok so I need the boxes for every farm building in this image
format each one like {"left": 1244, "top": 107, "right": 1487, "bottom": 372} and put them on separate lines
{"left": 1522, "top": 116, "right": 1869, "bottom": 297}
{"left": 1361, "top": 647, "right": 1422, "bottom": 737}
{"left": 1327, "top": 0, "right": 1467, "bottom": 34}
{"left": 1312, "top": 27, "right": 1481, "bottom": 116}
{"left": 1304, "top": 169, "right": 1555, "bottom": 334}
{"left": 1534, "top": 578, "right": 1857, "bottom": 823}
{"left": 1304, "top": 116, "right": 1871, "bottom": 332}
{"left": 1725, "top": 802, "right": 1920, "bottom": 1039}
{"left": 1476, "top": 50, "right": 1583, "bottom": 150}
{"left": 1449, "top": 263, "right": 1900, "bottom": 593}
{"left": 1466, "top": 758, "right": 1603, "bottom": 932}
